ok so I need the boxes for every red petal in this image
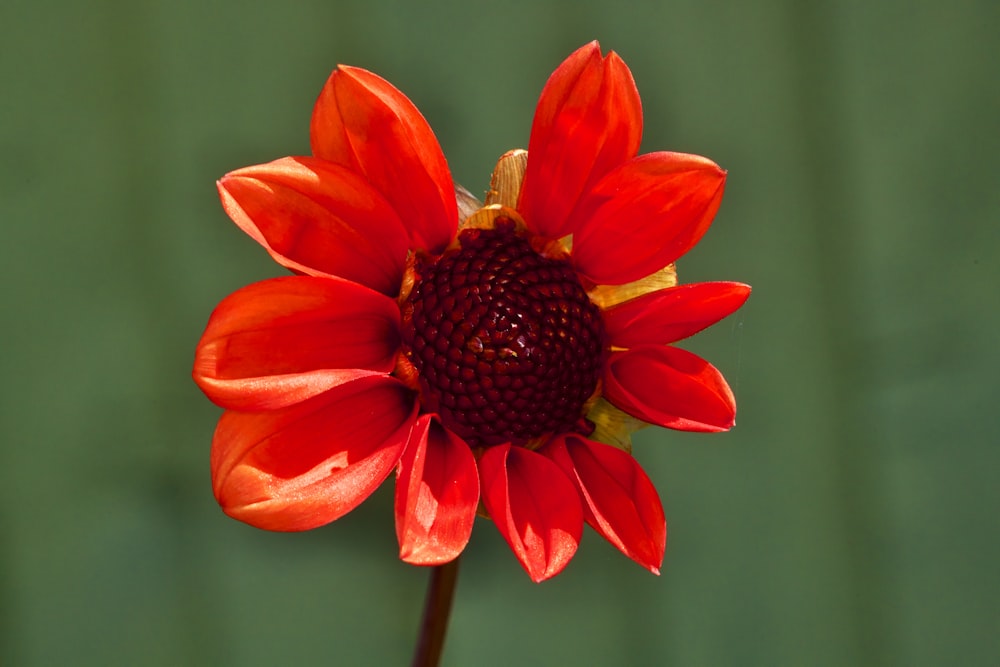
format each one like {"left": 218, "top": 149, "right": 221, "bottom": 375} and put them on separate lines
{"left": 518, "top": 41, "right": 642, "bottom": 239}
{"left": 605, "top": 282, "right": 751, "bottom": 347}
{"left": 395, "top": 416, "right": 479, "bottom": 565}
{"left": 604, "top": 346, "right": 736, "bottom": 432}
{"left": 478, "top": 444, "right": 583, "bottom": 582}
{"left": 218, "top": 157, "right": 409, "bottom": 296}
{"left": 310, "top": 66, "right": 456, "bottom": 253}
{"left": 542, "top": 435, "right": 665, "bottom": 574}
{"left": 193, "top": 276, "right": 401, "bottom": 411}
{"left": 210, "top": 376, "right": 417, "bottom": 532}
{"left": 571, "top": 152, "right": 727, "bottom": 286}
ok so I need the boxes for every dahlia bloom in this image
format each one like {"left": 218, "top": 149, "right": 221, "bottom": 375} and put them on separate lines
{"left": 194, "top": 42, "right": 750, "bottom": 582}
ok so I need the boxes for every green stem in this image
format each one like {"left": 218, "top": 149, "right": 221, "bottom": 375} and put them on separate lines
{"left": 410, "top": 556, "right": 461, "bottom": 667}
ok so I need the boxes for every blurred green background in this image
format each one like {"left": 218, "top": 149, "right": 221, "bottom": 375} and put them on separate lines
{"left": 2, "top": 1, "right": 997, "bottom": 665}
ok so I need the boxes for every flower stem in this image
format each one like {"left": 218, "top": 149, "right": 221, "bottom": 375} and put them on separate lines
{"left": 411, "top": 556, "right": 461, "bottom": 667}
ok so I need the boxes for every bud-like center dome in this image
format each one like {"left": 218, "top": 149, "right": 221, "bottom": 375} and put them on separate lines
{"left": 400, "top": 221, "right": 606, "bottom": 447}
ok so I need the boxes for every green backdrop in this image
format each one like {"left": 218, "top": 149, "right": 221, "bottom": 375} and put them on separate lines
{"left": 2, "top": 1, "right": 997, "bottom": 665}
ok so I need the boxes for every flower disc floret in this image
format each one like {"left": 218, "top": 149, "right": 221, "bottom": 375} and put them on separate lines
{"left": 401, "top": 221, "right": 605, "bottom": 446}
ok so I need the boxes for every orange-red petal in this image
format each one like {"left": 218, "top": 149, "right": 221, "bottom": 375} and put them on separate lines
{"left": 571, "top": 152, "right": 726, "bottom": 286}
{"left": 210, "top": 375, "right": 418, "bottom": 532}
{"left": 478, "top": 444, "right": 583, "bottom": 582}
{"left": 518, "top": 41, "right": 642, "bottom": 239}
{"left": 542, "top": 435, "right": 665, "bottom": 574}
{"left": 394, "top": 416, "right": 479, "bottom": 565}
{"left": 605, "top": 281, "right": 751, "bottom": 348}
{"left": 193, "top": 276, "right": 401, "bottom": 411}
{"left": 604, "top": 345, "right": 736, "bottom": 432}
{"left": 310, "top": 66, "right": 456, "bottom": 253}
{"left": 218, "top": 157, "right": 409, "bottom": 295}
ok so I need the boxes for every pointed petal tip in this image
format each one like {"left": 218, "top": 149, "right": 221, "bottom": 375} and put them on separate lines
{"left": 525, "top": 553, "right": 575, "bottom": 582}
{"left": 604, "top": 48, "right": 625, "bottom": 65}
{"left": 331, "top": 63, "right": 370, "bottom": 84}
{"left": 578, "top": 40, "right": 629, "bottom": 66}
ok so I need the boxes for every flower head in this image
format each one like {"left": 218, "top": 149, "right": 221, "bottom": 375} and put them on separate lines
{"left": 194, "top": 42, "right": 750, "bottom": 582}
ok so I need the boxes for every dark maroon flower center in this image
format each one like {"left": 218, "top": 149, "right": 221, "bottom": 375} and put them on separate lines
{"left": 400, "top": 222, "right": 605, "bottom": 447}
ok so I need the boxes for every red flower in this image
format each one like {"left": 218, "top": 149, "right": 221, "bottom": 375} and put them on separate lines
{"left": 194, "top": 42, "right": 750, "bottom": 582}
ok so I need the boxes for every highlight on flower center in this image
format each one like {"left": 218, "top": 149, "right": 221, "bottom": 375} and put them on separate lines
{"left": 193, "top": 41, "right": 751, "bottom": 582}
